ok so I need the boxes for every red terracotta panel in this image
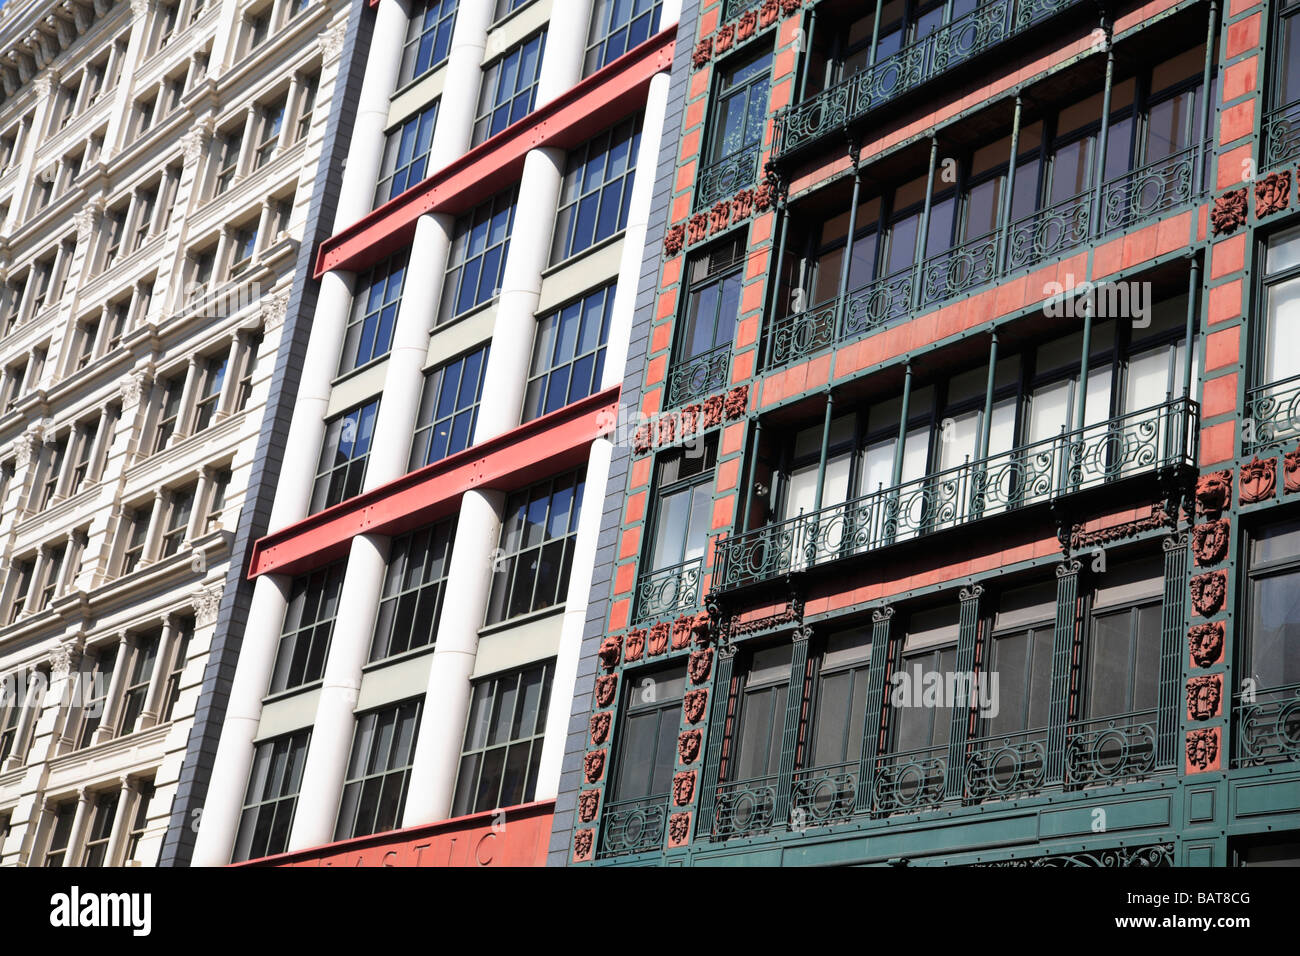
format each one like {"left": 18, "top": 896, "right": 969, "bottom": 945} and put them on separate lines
{"left": 1201, "top": 372, "right": 1239, "bottom": 419}
{"left": 1207, "top": 279, "right": 1242, "bottom": 325}
{"left": 1210, "top": 234, "right": 1246, "bottom": 279}
{"left": 1199, "top": 421, "right": 1236, "bottom": 466}
{"left": 1205, "top": 325, "right": 1241, "bottom": 371}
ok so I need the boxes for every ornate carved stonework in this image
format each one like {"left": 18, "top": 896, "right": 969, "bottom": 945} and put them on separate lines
{"left": 181, "top": 124, "right": 212, "bottom": 165}
{"left": 1186, "top": 675, "right": 1222, "bottom": 720}
{"left": 732, "top": 188, "right": 755, "bottom": 219}
{"left": 318, "top": 21, "right": 347, "bottom": 62}
{"left": 691, "top": 38, "right": 712, "bottom": 69}
{"left": 624, "top": 628, "right": 645, "bottom": 663}
{"left": 1196, "top": 469, "right": 1232, "bottom": 517}
{"left": 1285, "top": 447, "right": 1300, "bottom": 494}
{"left": 1190, "top": 570, "right": 1227, "bottom": 618}
{"left": 577, "top": 790, "right": 599, "bottom": 823}
{"left": 1240, "top": 456, "right": 1277, "bottom": 504}
{"left": 191, "top": 584, "right": 223, "bottom": 626}
{"left": 683, "top": 689, "right": 707, "bottom": 724}
{"left": 677, "top": 729, "right": 702, "bottom": 765}
{"left": 589, "top": 711, "right": 611, "bottom": 746}
{"left": 723, "top": 385, "right": 749, "bottom": 420}
{"left": 1192, "top": 519, "right": 1230, "bottom": 567}
{"left": 583, "top": 749, "right": 606, "bottom": 784}
{"left": 117, "top": 371, "right": 147, "bottom": 408}
{"left": 657, "top": 415, "right": 674, "bottom": 446}
{"left": 714, "top": 22, "right": 735, "bottom": 53}
{"left": 679, "top": 404, "right": 700, "bottom": 437}
{"left": 129, "top": 0, "right": 150, "bottom": 19}
{"left": 32, "top": 73, "right": 54, "bottom": 99}
{"left": 1210, "top": 188, "right": 1247, "bottom": 235}
{"left": 708, "top": 200, "right": 731, "bottom": 235}
{"left": 1070, "top": 503, "right": 1173, "bottom": 551}
{"left": 1188, "top": 621, "right": 1225, "bottom": 668}
{"left": 597, "top": 635, "right": 621, "bottom": 671}
{"left": 687, "top": 212, "right": 708, "bottom": 244}
{"left": 647, "top": 621, "right": 670, "bottom": 656}
{"left": 690, "top": 610, "right": 712, "bottom": 645}
{"left": 688, "top": 648, "right": 713, "bottom": 685}
{"left": 1256, "top": 169, "right": 1292, "bottom": 218}
{"left": 737, "top": 9, "right": 758, "bottom": 40}
{"left": 667, "top": 812, "right": 691, "bottom": 848}
{"left": 664, "top": 223, "right": 685, "bottom": 256}
{"left": 594, "top": 674, "right": 617, "bottom": 708}
{"left": 573, "top": 829, "right": 594, "bottom": 862}
{"left": 728, "top": 594, "right": 805, "bottom": 638}
{"left": 47, "top": 639, "right": 79, "bottom": 677}
{"left": 672, "top": 771, "right": 696, "bottom": 806}
{"left": 11, "top": 433, "right": 35, "bottom": 469}
{"left": 1185, "top": 728, "right": 1220, "bottom": 772}
{"left": 260, "top": 290, "right": 289, "bottom": 331}
{"left": 73, "top": 200, "right": 102, "bottom": 242}
{"left": 671, "top": 615, "right": 692, "bottom": 651}
{"left": 701, "top": 393, "right": 724, "bottom": 428}
{"left": 760, "top": 0, "right": 781, "bottom": 27}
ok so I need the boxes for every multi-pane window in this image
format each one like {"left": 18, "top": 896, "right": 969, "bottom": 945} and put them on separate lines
{"left": 161, "top": 617, "right": 194, "bottom": 722}
{"left": 294, "top": 72, "right": 318, "bottom": 142}
{"left": 160, "top": 485, "right": 195, "bottom": 558}
{"left": 439, "top": 188, "right": 516, "bottom": 323}
{"left": 77, "top": 643, "right": 118, "bottom": 748}
{"left": 270, "top": 562, "right": 346, "bottom": 693}
{"left": 584, "top": 0, "right": 662, "bottom": 75}
{"left": 80, "top": 792, "right": 119, "bottom": 866}
{"left": 673, "top": 236, "right": 744, "bottom": 397}
{"left": 0, "top": 675, "right": 27, "bottom": 763}
{"left": 334, "top": 698, "right": 423, "bottom": 840}
{"left": 68, "top": 412, "right": 108, "bottom": 493}
{"left": 399, "top": 0, "right": 458, "bottom": 85}
{"left": 1273, "top": 0, "right": 1300, "bottom": 110}
{"left": 485, "top": 469, "right": 585, "bottom": 624}
{"left": 981, "top": 582, "right": 1056, "bottom": 740}
{"left": 119, "top": 632, "right": 160, "bottom": 734}
{"left": 726, "top": 644, "right": 793, "bottom": 784}
{"left": 43, "top": 802, "right": 77, "bottom": 867}
{"left": 234, "top": 333, "right": 262, "bottom": 411}
{"left": 310, "top": 399, "right": 379, "bottom": 512}
{"left": 524, "top": 285, "right": 613, "bottom": 421}
{"left": 551, "top": 119, "right": 640, "bottom": 264}
{"left": 1082, "top": 558, "right": 1163, "bottom": 720}
{"left": 37, "top": 435, "right": 66, "bottom": 509}
{"left": 451, "top": 661, "right": 553, "bottom": 816}
{"left": 608, "top": 662, "right": 686, "bottom": 821}
{"left": 253, "top": 99, "right": 285, "bottom": 168}
{"left": 229, "top": 225, "right": 257, "bottom": 276}
{"left": 375, "top": 102, "right": 438, "bottom": 205}
{"left": 1243, "top": 519, "right": 1300, "bottom": 691}
{"left": 370, "top": 519, "right": 455, "bottom": 662}
{"left": 647, "top": 434, "right": 718, "bottom": 574}
{"left": 193, "top": 355, "right": 226, "bottom": 431}
{"left": 472, "top": 32, "right": 546, "bottom": 145}
{"left": 119, "top": 510, "right": 149, "bottom": 575}
{"left": 806, "top": 631, "right": 874, "bottom": 772}
{"left": 409, "top": 345, "right": 488, "bottom": 469}
{"left": 213, "top": 128, "right": 243, "bottom": 195}
{"left": 1256, "top": 226, "right": 1300, "bottom": 446}
{"left": 233, "top": 729, "right": 311, "bottom": 862}
{"left": 152, "top": 374, "right": 185, "bottom": 453}
{"left": 124, "top": 779, "right": 155, "bottom": 862}
{"left": 203, "top": 469, "right": 232, "bottom": 533}
{"left": 73, "top": 319, "right": 98, "bottom": 371}
{"left": 36, "top": 544, "right": 65, "bottom": 610}
{"left": 891, "top": 607, "right": 959, "bottom": 756}
{"left": 493, "top": 0, "right": 532, "bottom": 20}
{"left": 340, "top": 253, "right": 407, "bottom": 373}
{"left": 132, "top": 188, "right": 157, "bottom": 252}
{"left": 6, "top": 560, "right": 32, "bottom": 623}
{"left": 709, "top": 51, "right": 771, "bottom": 165}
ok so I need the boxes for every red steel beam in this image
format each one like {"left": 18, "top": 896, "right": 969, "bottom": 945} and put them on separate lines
{"left": 247, "top": 388, "right": 618, "bottom": 578}
{"left": 313, "top": 27, "right": 676, "bottom": 278}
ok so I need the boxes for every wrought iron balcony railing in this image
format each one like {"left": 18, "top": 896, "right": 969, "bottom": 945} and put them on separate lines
{"left": 633, "top": 556, "right": 703, "bottom": 624}
{"left": 597, "top": 793, "right": 670, "bottom": 858}
{"left": 766, "top": 143, "right": 1204, "bottom": 371}
{"left": 713, "top": 397, "right": 1198, "bottom": 593}
{"left": 1263, "top": 97, "right": 1300, "bottom": 170}
{"left": 665, "top": 341, "right": 732, "bottom": 407}
{"left": 1063, "top": 710, "right": 1158, "bottom": 786}
{"left": 963, "top": 727, "right": 1048, "bottom": 802}
{"left": 772, "top": 0, "right": 1084, "bottom": 160}
{"left": 1234, "top": 683, "right": 1300, "bottom": 768}
{"left": 696, "top": 143, "right": 762, "bottom": 210}
{"left": 712, "top": 773, "right": 779, "bottom": 838}
{"left": 791, "top": 760, "right": 858, "bottom": 827}
{"left": 872, "top": 743, "right": 948, "bottom": 815}
{"left": 1244, "top": 373, "right": 1300, "bottom": 455}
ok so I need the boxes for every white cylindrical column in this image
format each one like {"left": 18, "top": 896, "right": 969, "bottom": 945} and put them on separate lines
{"left": 190, "top": 574, "right": 291, "bottom": 866}
{"left": 60, "top": 789, "right": 93, "bottom": 868}
{"left": 92, "top": 638, "right": 134, "bottom": 746}
{"left": 287, "top": 533, "right": 389, "bottom": 850}
{"left": 536, "top": 0, "right": 594, "bottom": 106}
{"left": 427, "top": 0, "right": 494, "bottom": 165}
{"left": 401, "top": 488, "right": 504, "bottom": 826}
{"left": 535, "top": 437, "right": 612, "bottom": 799}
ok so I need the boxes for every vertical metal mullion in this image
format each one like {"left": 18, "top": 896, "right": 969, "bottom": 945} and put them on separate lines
{"left": 696, "top": 646, "right": 737, "bottom": 837}
{"left": 1157, "top": 533, "right": 1189, "bottom": 768}
{"left": 946, "top": 585, "right": 983, "bottom": 799}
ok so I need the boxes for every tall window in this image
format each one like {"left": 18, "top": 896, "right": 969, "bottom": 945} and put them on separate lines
{"left": 124, "top": 779, "right": 155, "bottom": 862}
{"left": 980, "top": 582, "right": 1056, "bottom": 741}
{"left": 1082, "top": 558, "right": 1163, "bottom": 721}
{"left": 672, "top": 236, "right": 744, "bottom": 401}
{"left": 399, "top": 0, "right": 458, "bottom": 85}
{"left": 1243, "top": 519, "right": 1300, "bottom": 692}
{"left": 37, "top": 435, "right": 66, "bottom": 509}
{"left": 725, "top": 644, "right": 792, "bottom": 784}
{"left": 1272, "top": 0, "right": 1300, "bottom": 110}
{"left": 708, "top": 52, "right": 770, "bottom": 165}
{"left": 152, "top": 374, "right": 185, "bottom": 453}
{"left": 409, "top": 345, "right": 489, "bottom": 469}
{"left": 119, "top": 510, "right": 149, "bottom": 575}
{"left": 806, "top": 631, "right": 873, "bottom": 772}
{"left": 370, "top": 518, "right": 456, "bottom": 661}
{"left": 551, "top": 119, "right": 640, "bottom": 264}
{"left": 270, "top": 562, "right": 346, "bottom": 693}
{"left": 192, "top": 355, "right": 226, "bottom": 431}
{"left": 0, "top": 671, "right": 32, "bottom": 763}
{"left": 310, "top": 399, "right": 379, "bottom": 512}
{"left": 890, "top": 606, "right": 959, "bottom": 756}
{"left": 80, "top": 792, "right": 119, "bottom": 866}
{"left": 584, "top": 0, "right": 662, "bottom": 75}
{"left": 523, "top": 285, "right": 614, "bottom": 420}
{"left": 1255, "top": 225, "right": 1300, "bottom": 448}
{"left": 160, "top": 484, "right": 195, "bottom": 558}
{"left": 76, "top": 643, "right": 118, "bottom": 748}
{"left": 375, "top": 103, "right": 438, "bottom": 205}
{"left": 334, "top": 698, "right": 422, "bottom": 840}
{"left": 253, "top": 98, "right": 284, "bottom": 169}
{"left": 233, "top": 729, "right": 311, "bottom": 862}
{"left": 36, "top": 544, "right": 65, "bottom": 610}
{"left": 472, "top": 32, "right": 546, "bottom": 145}
{"left": 340, "top": 253, "right": 407, "bottom": 373}
{"left": 213, "top": 128, "right": 242, "bottom": 195}
{"left": 607, "top": 661, "right": 686, "bottom": 810}
{"left": 646, "top": 435, "right": 718, "bottom": 575}
{"left": 43, "top": 802, "right": 77, "bottom": 867}
{"left": 439, "top": 188, "right": 516, "bottom": 323}
{"left": 119, "top": 632, "right": 160, "bottom": 733}
{"left": 485, "top": 469, "right": 585, "bottom": 625}
{"left": 6, "top": 560, "right": 32, "bottom": 623}
{"left": 160, "top": 617, "right": 194, "bottom": 722}
{"left": 451, "top": 661, "right": 553, "bottom": 816}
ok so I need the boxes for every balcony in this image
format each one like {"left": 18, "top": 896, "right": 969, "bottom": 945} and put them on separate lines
{"left": 696, "top": 143, "right": 762, "bottom": 210}
{"left": 771, "top": 0, "right": 1087, "bottom": 162}
{"left": 1263, "top": 98, "right": 1300, "bottom": 170}
{"left": 665, "top": 341, "right": 732, "bottom": 407}
{"left": 1244, "top": 374, "right": 1300, "bottom": 454}
{"left": 1234, "top": 683, "right": 1300, "bottom": 768}
{"left": 633, "top": 556, "right": 703, "bottom": 624}
{"left": 713, "top": 397, "right": 1199, "bottom": 593}
{"left": 766, "top": 143, "right": 1205, "bottom": 371}
{"left": 598, "top": 793, "right": 670, "bottom": 859}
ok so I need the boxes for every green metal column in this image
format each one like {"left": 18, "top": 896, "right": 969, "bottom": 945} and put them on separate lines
{"left": 774, "top": 626, "right": 812, "bottom": 826}
{"left": 796, "top": 7, "right": 817, "bottom": 103}
{"left": 1089, "top": 22, "right": 1114, "bottom": 237}
{"left": 812, "top": 391, "right": 835, "bottom": 513}
{"left": 760, "top": 199, "right": 791, "bottom": 369}
{"left": 854, "top": 607, "right": 895, "bottom": 813}
{"left": 835, "top": 156, "right": 863, "bottom": 337}
{"left": 1195, "top": 1, "right": 1219, "bottom": 196}
{"left": 867, "top": 0, "right": 885, "bottom": 69}
{"left": 1183, "top": 254, "right": 1200, "bottom": 403}
{"left": 740, "top": 419, "right": 763, "bottom": 533}
{"left": 695, "top": 645, "right": 736, "bottom": 838}
{"left": 945, "top": 585, "right": 984, "bottom": 799}
{"left": 890, "top": 363, "right": 913, "bottom": 487}
{"left": 1158, "top": 533, "right": 1190, "bottom": 769}
{"left": 994, "top": 94, "right": 1022, "bottom": 274}
{"left": 1046, "top": 559, "right": 1082, "bottom": 784}
{"left": 910, "top": 138, "right": 940, "bottom": 309}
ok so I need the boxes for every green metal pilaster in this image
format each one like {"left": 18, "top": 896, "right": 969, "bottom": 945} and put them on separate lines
{"left": 854, "top": 607, "right": 896, "bottom": 813}
{"left": 695, "top": 645, "right": 736, "bottom": 838}
{"left": 1046, "top": 560, "right": 1082, "bottom": 784}
{"left": 945, "top": 585, "right": 984, "bottom": 799}
{"left": 774, "top": 626, "right": 812, "bottom": 826}
{"left": 1158, "top": 533, "right": 1190, "bottom": 769}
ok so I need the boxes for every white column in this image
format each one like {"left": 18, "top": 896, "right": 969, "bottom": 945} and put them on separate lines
{"left": 92, "top": 636, "right": 134, "bottom": 745}
{"left": 401, "top": 488, "right": 504, "bottom": 826}
{"left": 535, "top": 0, "right": 594, "bottom": 107}
{"left": 190, "top": 574, "right": 291, "bottom": 865}
{"left": 103, "top": 776, "right": 139, "bottom": 866}
{"left": 139, "top": 616, "right": 178, "bottom": 728}
{"left": 60, "top": 788, "right": 94, "bottom": 867}
{"left": 1, "top": 667, "right": 44, "bottom": 771}
{"left": 535, "top": 436, "right": 611, "bottom": 798}
{"left": 425, "top": 0, "right": 495, "bottom": 167}
{"left": 287, "top": 533, "right": 389, "bottom": 850}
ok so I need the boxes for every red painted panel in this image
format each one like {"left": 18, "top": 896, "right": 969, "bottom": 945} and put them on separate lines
{"left": 234, "top": 801, "right": 554, "bottom": 867}
{"left": 248, "top": 388, "right": 618, "bottom": 578}
{"left": 314, "top": 29, "right": 677, "bottom": 278}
